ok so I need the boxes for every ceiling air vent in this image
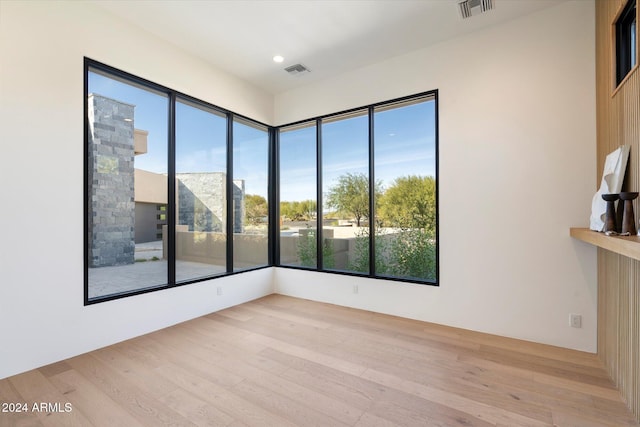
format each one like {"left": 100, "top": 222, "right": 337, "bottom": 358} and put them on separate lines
{"left": 458, "top": 0, "right": 493, "bottom": 19}
{"left": 284, "top": 63, "right": 311, "bottom": 76}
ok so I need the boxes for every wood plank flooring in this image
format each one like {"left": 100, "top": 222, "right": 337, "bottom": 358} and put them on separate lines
{"left": 1, "top": 294, "right": 638, "bottom": 426}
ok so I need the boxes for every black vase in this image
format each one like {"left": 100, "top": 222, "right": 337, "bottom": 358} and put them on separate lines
{"left": 602, "top": 193, "right": 619, "bottom": 233}
{"left": 619, "top": 192, "right": 638, "bottom": 235}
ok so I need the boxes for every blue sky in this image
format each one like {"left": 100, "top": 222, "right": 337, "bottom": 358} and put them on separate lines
{"left": 89, "top": 71, "right": 435, "bottom": 201}
{"left": 280, "top": 102, "right": 436, "bottom": 201}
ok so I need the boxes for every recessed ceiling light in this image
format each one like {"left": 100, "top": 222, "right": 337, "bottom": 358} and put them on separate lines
{"left": 273, "top": 55, "right": 284, "bottom": 63}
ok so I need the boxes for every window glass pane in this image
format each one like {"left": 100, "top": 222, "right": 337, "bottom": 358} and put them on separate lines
{"left": 279, "top": 123, "right": 317, "bottom": 267}
{"left": 616, "top": 0, "right": 637, "bottom": 85}
{"left": 631, "top": 16, "right": 637, "bottom": 67}
{"left": 87, "top": 70, "right": 168, "bottom": 299}
{"left": 233, "top": 118, "right": 269, "bottom": 270}
{"left": 322, "top": 112, "right": 369, "bottom": 273}
{"left": 175, "top": 99, "right": 227, "bottom": 282}
{"left": 374, "top": 97, "right": 437, "bottom": 282}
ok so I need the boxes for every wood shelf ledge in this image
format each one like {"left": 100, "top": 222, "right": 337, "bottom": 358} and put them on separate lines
{"left": 570, "top": 227, "right": 640, "bottom": 261}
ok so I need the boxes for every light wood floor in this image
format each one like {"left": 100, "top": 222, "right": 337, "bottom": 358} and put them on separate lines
{"left": 1, "top": 295, "right": 638, "bottom": 427}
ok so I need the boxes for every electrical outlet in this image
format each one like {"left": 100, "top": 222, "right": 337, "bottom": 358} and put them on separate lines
{"left": 217, "top": 286, "right": 222, "bottom": 296}
{"left": 353, "top": 285, "right": 358, "bottom": 294}
{"left": 570, "top": 314, "right": 582, "bottom": 328}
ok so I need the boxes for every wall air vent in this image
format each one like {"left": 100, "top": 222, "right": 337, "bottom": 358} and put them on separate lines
{"left": 458, "top": 0, "right": 493, "bottom": 19}
{"left": 284, "top": 63, "right": 311, "bottom": 75}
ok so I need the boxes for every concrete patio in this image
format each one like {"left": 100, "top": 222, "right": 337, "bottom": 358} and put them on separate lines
{"left": 88, "top": 241, "right": 226, "bottom": 299}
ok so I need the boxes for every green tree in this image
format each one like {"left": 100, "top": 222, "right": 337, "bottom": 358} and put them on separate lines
{"left": 348, "top": 226, "right": 390, "bottom": 274}
{"left": 325, "top": 173, "right": 381, "bottom": 227}
{"left": 245, "top": 194, "right": 268, "bottom": 225}
{"left": 280, "top": 200, "right": 316, "bottom": 221}
{"left": 349, "top": 175, "right": 437, "bottom": 281}
{"left": 279, "top": 201, "right": 289, "bottom": 220}
{"left": 299, "top": 199, "right": 317, "bottom": 220}
{"left": 296, "top": 227, "right": 334, "bottom": 268}
{"left": 388, "top": 229, "right": 436, "bottom": 281}
{"left": 378, "top": 175, "right": 435, "bottom": 232}
{"left": 280, "top": 201, "right": 296, "bottom": 220}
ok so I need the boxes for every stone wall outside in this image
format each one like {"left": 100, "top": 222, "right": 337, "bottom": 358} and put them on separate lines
{"left": 88, "top": 94, "right": 136, "bottom": 267}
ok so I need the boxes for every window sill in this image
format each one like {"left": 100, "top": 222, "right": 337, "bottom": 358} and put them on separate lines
{"left": 570, "top": 227, "right": 640, "bottom": 261}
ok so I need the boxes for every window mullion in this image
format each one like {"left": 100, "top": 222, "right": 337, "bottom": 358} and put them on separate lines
{"left": 167, "top": 92, "right": 177, "bottom": 286}
{"left": 368, "top": 106, "right": 375, "bottom": 277}
{"left": 270, "top": 127, "right": 280, "bottom": 266}
{"left": 226, "top": 113, "right": 234, "bottom": 273}
{"left": 316, "top": 118, "right": 323, "bottom": 271}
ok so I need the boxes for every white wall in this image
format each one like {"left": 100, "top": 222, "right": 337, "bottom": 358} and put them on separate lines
{"left": 0, "top": 0, "right": 598, "bottom": 381}
{"left": 0, "top": 1, "right": 274, "bottom": 379}
{"left": 274, "top": 1, "right": 598, "bottom": 352}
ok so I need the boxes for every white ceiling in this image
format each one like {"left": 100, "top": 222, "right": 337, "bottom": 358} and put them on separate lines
{"left": 92, "top": 0, "right": 565, "bottom": 95}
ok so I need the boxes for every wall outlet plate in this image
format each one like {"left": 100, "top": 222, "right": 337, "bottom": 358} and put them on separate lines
{"left": 570, "top": 314, "right": 582, "bottom": 328}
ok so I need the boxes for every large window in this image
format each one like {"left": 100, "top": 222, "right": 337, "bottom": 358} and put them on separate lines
{"left": 233, "top": 118, "right": 270, "bottom": 271}
{"left": 276, "top": 92, "right": 438, "bottom": 285}
{"left": 86, "top": 69, "right": 169, "bottom": 299}
{"left": 279, "top": 122, "right": 318, "bottom": 268}
{"left": 85, "top": 59, "right": 271, "bottom": 303}
{"left": 175, "top": 99, "right": 228, "bottom": 282}
{"left": 322, "top": 111, "right": 370, "bottom": 274}
{"left": 85, "top": 59, "right": 438, "bottom": 304}
{"left": 374, "top": 98, "right": 437, "bottom": 282}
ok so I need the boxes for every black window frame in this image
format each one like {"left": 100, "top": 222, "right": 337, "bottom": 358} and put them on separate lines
{"left": 275, "top": 91, "right": 440, "bottom": 286}
{"left": 84, "top": 59, "right": 439, "bottom": 305}
{"left": 84, "top": 58, "right": 272, "bottom": 305}
{"left": 616, "top": 0, "right": 637, "bottom": 86}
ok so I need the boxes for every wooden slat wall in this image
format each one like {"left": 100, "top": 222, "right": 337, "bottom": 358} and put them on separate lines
{"left": 596, "top": 0, "right": 640, "bottom": 422}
